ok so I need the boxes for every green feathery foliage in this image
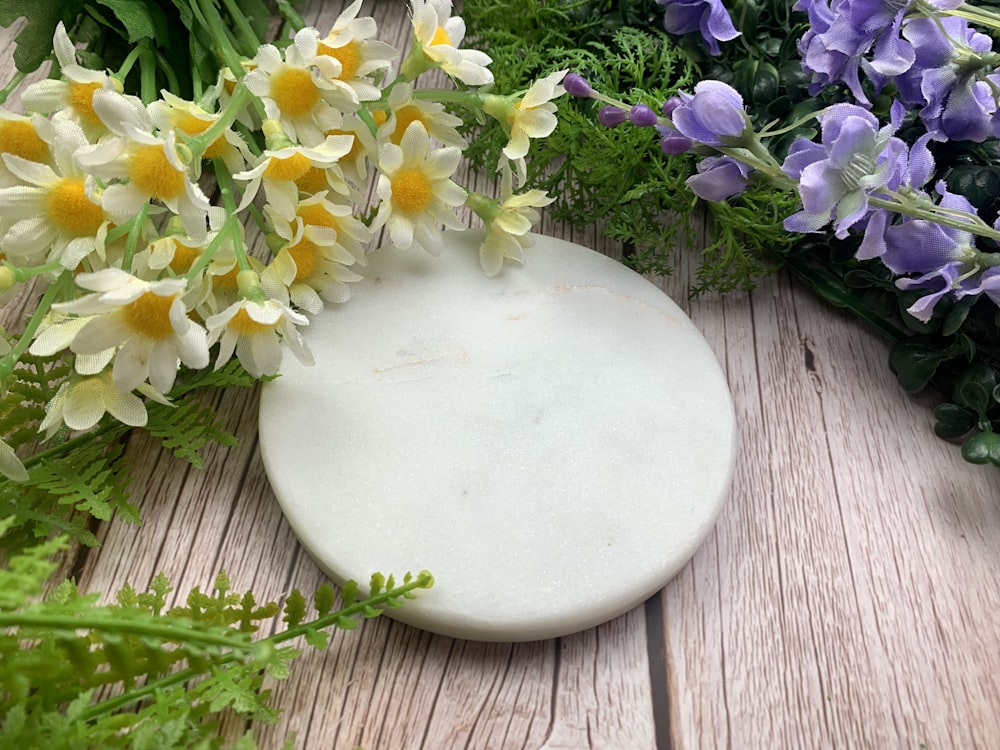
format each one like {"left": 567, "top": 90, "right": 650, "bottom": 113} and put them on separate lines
{"left": 0, "top": 356, "right": 259, "bottom": 556}
{"left": 0, "top": 521, "right": 434, "bottom": 748}
{"left": 463, "top": 0, "right": 797, "bottom": 291}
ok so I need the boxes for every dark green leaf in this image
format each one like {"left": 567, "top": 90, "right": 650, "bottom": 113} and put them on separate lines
{"left": 953, "top": 362, "right": 997, "bottom": 415}
{"left": 933, "top": 403, "right": 977, "bottom": 440}
{"left": 888, "top": 342, "right": 948, "bottom": 392}
{"left": 961, "top": 431, "right": 1000, "bottom": 466}
{"left": 93, "top": 0, "right": 169, "bottom": 42}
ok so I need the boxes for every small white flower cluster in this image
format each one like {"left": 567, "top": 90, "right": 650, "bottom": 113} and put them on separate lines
{"left": 0, "top": 0, "right": 567, "bottom": 479}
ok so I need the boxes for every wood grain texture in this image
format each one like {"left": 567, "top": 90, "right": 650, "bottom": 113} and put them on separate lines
{"left": 2, "top": 1, "right": 999, "bottom": 748}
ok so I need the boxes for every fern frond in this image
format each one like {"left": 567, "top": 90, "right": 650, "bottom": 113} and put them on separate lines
{"left": 144, "top": 396, "right": 239, "bottom": 468}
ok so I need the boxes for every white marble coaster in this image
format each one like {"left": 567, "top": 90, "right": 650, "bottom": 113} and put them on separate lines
{"left": 258, "top": 230, "right": 736, "bottom": 641}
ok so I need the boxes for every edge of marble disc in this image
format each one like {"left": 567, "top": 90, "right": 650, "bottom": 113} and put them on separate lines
{"left": 259, "top": 230, "right": 738, "bottom": 642}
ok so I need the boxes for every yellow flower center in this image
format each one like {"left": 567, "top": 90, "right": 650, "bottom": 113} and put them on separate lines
{"left": 286, "top": 239, "right": 318, "bottom": 282}
{"left": 370, "top": 110, "right": 388, "bottom": 128}
{"left": 229, "top": 307, "right": 274, "bottom": 335}
{"left": 392, "top": 106, "right": 427, "bottom": 145}
{"left": 297, "top": 202, "right": 339, "bottom": 231}
{"left": 46, "top": 178, "right": 105, "bottom": 237}
{"left": 392, "top": 168, "right": 432, "bottom": 214}
{"left": 430, "top": 26, "right": 451, "bottom": 46}
{"left": 264, "top": 152, "right": 312, "bottom": 182}
{"left": 294, "top": 166, "right": 330, "bottom": 194}
{"left": 0, "top": 120, "right": 48, "bottom": 162}
{"left": 270, "top": 65, "right": 319, "bottom": 117}
{"left": 176, "top": 113, "right": 224, "bottom": 159}
{"left": 68, "top": 81, "right": 104, "bottom": 126}
{"left": 129, "top": 144, "right": 185, "bottom": 201}
{"left": 318, "top": 40, "right": 362, "bottom": 80}
{"left": 124, "top": 291, "right": 177, "bottom": 340}
{"left": 213, "top": 266, "right": 240, "bottom": 290}
{"left": 168, "top": 240, "right": 201, "bottom": 274}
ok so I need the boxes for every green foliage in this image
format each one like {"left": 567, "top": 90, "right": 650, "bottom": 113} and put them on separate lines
{"left": 0, "top": 354, "right": 257, "bottom": 557}
{"left": 463, "top": 0, "right": 792, "bottom": 290}
{"left": 0, "top": 534, "right": 434, "bottom": 748}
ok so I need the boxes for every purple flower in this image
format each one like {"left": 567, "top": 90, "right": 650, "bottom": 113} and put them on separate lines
{"left": 782, "top": 103, "right": 906, "bottom": 236}
{"left": 895, "top": 262, "right": 969, "bottom": 322}
{"left": 963, "top": 267, "right": 1000, "bottom": 308}
{"left": 671, "top": 81, "right": 749, "bottom": 147}
{"left": 882, "top": 184, "right": 977, "bottom": 274}
{"left": 897, "top": 16, "right": 997, "bottom": 141}
{"left": 657, "top": 0, "right": 740, "bottom": 55}
{"left": 686, "top": 156, "right": 753, "bottom": 201}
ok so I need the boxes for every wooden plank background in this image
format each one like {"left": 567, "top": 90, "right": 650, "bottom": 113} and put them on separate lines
{"left": 2, "top": 2, "right": 999, "bottom": 747}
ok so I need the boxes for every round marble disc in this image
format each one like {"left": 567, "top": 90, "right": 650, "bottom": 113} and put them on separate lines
{"left": 258, "top": 230, "right": 736, "bottom": 642}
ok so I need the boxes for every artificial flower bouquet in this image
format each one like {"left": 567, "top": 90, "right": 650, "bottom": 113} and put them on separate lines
{"left": 463, "top": 0, "right": 1000, "bottom": 468}
{"left": 0, "top": 1, "right": 568, "bottom": 745}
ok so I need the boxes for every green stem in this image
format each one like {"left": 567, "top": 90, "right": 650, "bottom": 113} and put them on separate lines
{"left": 219, "top": 0, "right": 263, "bottom": 56}
{"left": 114, "top": 45, "right": 144, "bottom": 82}
{"left": 275, "top": 0, "right": 306, "bottom": 32}
{"left": 213, "top": 160, "right": 251, "bottom": 272}
{"left": 155, "top": 51, "right": 181, "bottom": 97}
{"left": 121, "top": 203, "right": 149, "bottom": 271}
{"left": 75, "top": 573, "right": 433, "bottom": 722}
{"left": 185, "top": 84, "right": 252, "bottom": 161}
{"left": 0, "top": 70, "right": 25, "bottom": 105}
{"left": 193, "top": 0, "right": 249, "bottom": 81}
{"left": 0, "top": 612, "right": 255, "bottom": 650}
{"left": 138, "top": 41, "right": 157, "bottom": 105}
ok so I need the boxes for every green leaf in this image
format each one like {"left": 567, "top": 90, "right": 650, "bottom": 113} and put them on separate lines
{"left": 0, "top": 0, "right": 61, "bottom": 73}
{"left": 961, "top": 431, "right": 1000, "bottom": 466}
{"left": 314, "top": 583, "right": 335, "bottom": 617}
{"left": 934, "top": 403, "right": 977, "bottom": 440}
{"left": 282, "top": 589, "right": 306, "bottom": 627}
{"left": 93, "top": 0, "right": 169, "bottom": 42}
{"left": 953, "top": 362, "right": 997, "bottom": 415}
{"left": 303, "top": 629, "right": 329, "bottom": 650}
{"left": 888, "top": 342, "right": 948, "bottom": 393}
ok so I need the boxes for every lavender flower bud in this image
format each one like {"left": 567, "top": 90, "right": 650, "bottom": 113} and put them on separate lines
{"left": 563, "top": 72, "right": 592, "bottom": 97}
{"left": 662, "top": 97, "right": 682, "bottom": 118}
{"left": 660, "top": 134, "right": 693, "bottom": 155}
{"left": 598, "top": 106, "right": 628, "bottom": 127}
{"left": 629, "top": 104, "right": 658, "bottom": 127}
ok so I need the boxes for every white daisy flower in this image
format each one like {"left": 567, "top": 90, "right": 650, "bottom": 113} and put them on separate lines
{"left": 484, "top": 69, "right": 566, "bottom": 182}
{"left": 0, "top": 118, "right": 110, "bottom": 268}
{"left": 0, "top": 110, "right": 53, "bottom": 187}
{"left": 244, "top": 27, "right": 359, "bottom": 146}
{"left": 371, "top": 122, "right": 466, "bottom": 254}
{"left": 263, "top": 191, "right": 371, "bottom": 311}
{"left": 20, "top": 22, "right": 123, "bottom": 134}
{"left": 148, "top": 91, "right": 251, "bottom": 175}
{"left": 269, "top": 190, "right": 371, "bottom": 265}
{"left": 233, "top": 126, "right": 354, "bottom": 218}
{"left": 317, "top": 0, "right": 397, "bottom": 101}
{"left": 472, "top": 164, "right": 554, "bottom": 276}
{"left": 51, "top": 269, "right": 210, "bottom": 393}
{"left": 205, "top": 298, "right": 313, "bottom": 377}
{"left": 404, "top": 0, "right": 493, "bottom": 86}
{"left": 377, "top": 82, "right": 465, "bottom": 148}
{"left": 38, "top": 373, "right": 170, "bottom": 439}
{"left": 75, "top": 90, "right": 211, "bottom": 239}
